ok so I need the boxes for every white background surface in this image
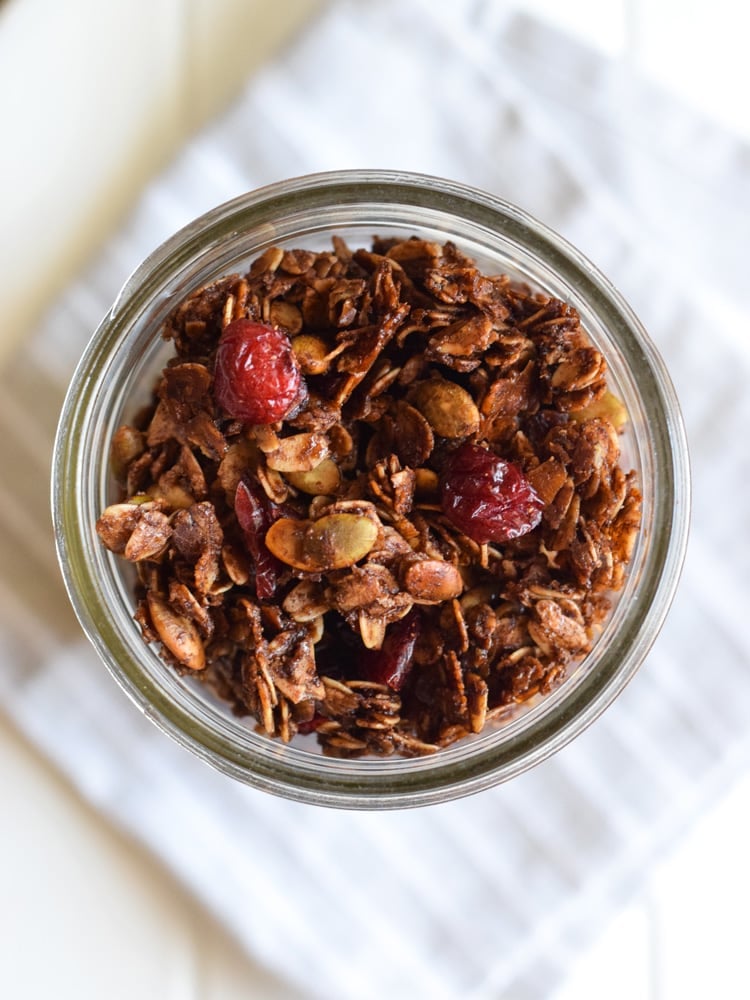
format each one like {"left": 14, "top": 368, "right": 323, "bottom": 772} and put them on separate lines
{"left": 1, "top": 1, "right": 749, "bottom": 997}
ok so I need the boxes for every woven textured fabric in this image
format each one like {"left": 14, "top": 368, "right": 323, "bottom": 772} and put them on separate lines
{"left": 1, "top": 3, "right": 748, "bottom": 997}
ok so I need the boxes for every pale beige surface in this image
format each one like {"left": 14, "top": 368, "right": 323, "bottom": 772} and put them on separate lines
{"left": 1, "top": 1, "right": 749, "bottom": 997}
{"left": 0, "top": 716, "right": 300, "bottom": 1000}
{"left": 0, "top": 0, "right": 323, "bottom": 363}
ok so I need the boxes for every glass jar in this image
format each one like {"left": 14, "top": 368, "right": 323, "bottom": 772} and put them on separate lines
{"left": 52, "top": 170, "right": 690, "bottom": 808}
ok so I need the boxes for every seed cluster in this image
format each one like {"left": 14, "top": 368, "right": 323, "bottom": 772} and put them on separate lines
{"left": 96, "top": 237, "right": 641, "bottom": 757}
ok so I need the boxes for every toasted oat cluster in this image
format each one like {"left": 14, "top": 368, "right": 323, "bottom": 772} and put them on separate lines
{"left": 96, "top": 237, "right": 641, "bottom": 757}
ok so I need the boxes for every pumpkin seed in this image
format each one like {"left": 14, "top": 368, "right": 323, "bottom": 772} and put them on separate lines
{"left": 291, "top": 335, "right": 332, "bottom": 375}
{"left": 571, "top": 390, "right": 628, "bottom": 432}
{"left": 285, "top": 457, "right": 341, "bottom": 495}
{"left": 265, "top": 513, "right": 378, "bottom": 571}
{"left": 414, "top": 467, "right": 439, "bottom": 497}
{"left": 147, "top": 593, "right": 205, "bottom": 671}
{"left": 410, "top": 379, "right": 480, "bottom": 438}
{"left": 110, "top": 426, "right": 145, "bottom": 482}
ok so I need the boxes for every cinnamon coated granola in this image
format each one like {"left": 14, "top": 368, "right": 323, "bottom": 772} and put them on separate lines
{"left": 96, "top": 237, "right": 641, "bottom": 757}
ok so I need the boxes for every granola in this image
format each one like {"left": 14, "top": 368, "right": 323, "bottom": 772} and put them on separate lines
{"left": 97, "top": 237, "right": 641, "bottom": 757}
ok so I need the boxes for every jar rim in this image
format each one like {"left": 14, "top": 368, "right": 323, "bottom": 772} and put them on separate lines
{"left": 52, "top": 169, "right": 691, "bottom": 808}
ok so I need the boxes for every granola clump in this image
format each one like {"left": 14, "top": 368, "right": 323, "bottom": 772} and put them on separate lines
{"left": 97, "top": 237, "right": 641, "bottom": 757}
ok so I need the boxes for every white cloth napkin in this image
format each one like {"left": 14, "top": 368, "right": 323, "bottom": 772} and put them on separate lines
{"left": 2, "top": 2, "right": 749, "bottom": 998}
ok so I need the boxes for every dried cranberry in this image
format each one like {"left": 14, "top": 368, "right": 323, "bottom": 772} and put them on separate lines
{"left": 297, "top": 713, "right": 326, "bottom": 735}
{"left": 525, "top": 408, "right": 569, "bottom": 448}
{"left": 235, "top": 477, "right": 286, "bottom": 599}
{"left": 440, "top": 442, "right": 543, "bottom": 544}
{"left": 214, "top": 320, "right": 304, "bottom": 424}
{"left": 364, "top": 610, "right": 422, "bottom": 691}
{"left": 314, "top": 615, "right": 362, "bottom": 681}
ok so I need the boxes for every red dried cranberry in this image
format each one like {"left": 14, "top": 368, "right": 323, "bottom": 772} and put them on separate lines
{"left": 214, "top": 319, "right": 304, "bottom": 424}
{"left": 364, "top": 610, "right": 422, "bottom": 691}
{"left": 235, "top": 477, "right": 286, "bottom": 599}
{"left": 440, "top": 442, "right": 543, "bottom": 544}
{"left": 525, "top": 409, "right": 569, "bottom": 447}
{"left": 314, "top": 615, "right": 361, "bottom": 681}
{"left": 297, "top": 714, "right": 326, "bottom": 735}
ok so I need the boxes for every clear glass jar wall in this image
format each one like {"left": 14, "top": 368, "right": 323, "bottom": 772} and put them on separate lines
{"left": 52, "top": 171, "right": 690, "bottom": 808}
